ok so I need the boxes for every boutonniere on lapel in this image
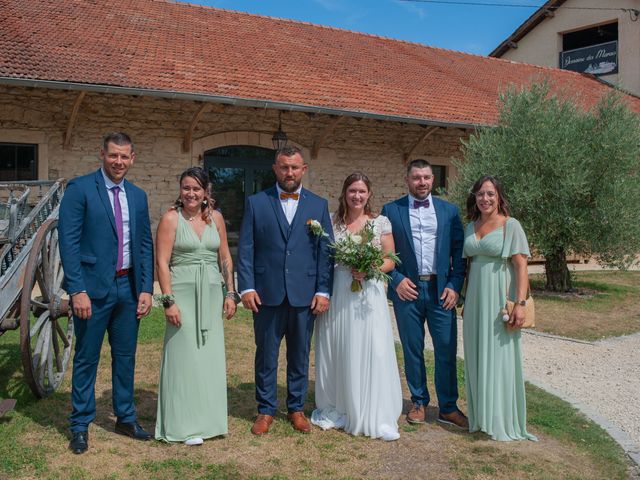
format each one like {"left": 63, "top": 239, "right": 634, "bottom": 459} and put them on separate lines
{"left": 306, "top": 219, "right": 329, "bottom": 238}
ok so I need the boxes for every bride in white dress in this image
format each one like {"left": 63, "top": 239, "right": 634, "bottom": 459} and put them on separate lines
{"left": 311, "top": 172, "right": 403, "bottom": 441}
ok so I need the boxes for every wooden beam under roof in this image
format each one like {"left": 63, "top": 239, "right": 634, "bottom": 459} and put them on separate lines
{"left": 63, "top": 91, "right": 86, "bottom": 150}
{"left": 403, "top": 126, "right": 439, "bottom": 163}
{"left": 183, "top": 103, "right": 209, "bottom": 153}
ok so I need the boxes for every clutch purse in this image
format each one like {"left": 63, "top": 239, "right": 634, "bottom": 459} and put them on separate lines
{"left": 505, "top": 296, "right": 535, "bottom": 328}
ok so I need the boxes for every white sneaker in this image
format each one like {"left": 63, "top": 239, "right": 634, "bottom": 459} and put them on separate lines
{"left": 184, "top": 437, "right": 203, "bottom": 446}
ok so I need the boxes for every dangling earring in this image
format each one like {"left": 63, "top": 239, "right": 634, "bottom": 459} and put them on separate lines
{"left": 202, "top": 199, "right": 208, "bottom": 208}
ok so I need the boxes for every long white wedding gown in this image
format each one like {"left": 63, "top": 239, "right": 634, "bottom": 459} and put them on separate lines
{"left": 311, "top": 215, "right": 403, "bottom": 441}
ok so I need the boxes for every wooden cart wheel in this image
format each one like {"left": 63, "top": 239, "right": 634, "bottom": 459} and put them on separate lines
{"left": 20, "top": 218, "right": 74, "bottom": 398}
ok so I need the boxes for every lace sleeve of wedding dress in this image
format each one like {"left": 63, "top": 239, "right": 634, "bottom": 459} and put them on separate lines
{"left": 375, "top": 215, "right": 392, "bottom": 236}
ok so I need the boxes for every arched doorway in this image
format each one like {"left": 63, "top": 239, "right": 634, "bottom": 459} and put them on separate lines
{"left": 204, "top": 145, "right": 276, "bottom": 257}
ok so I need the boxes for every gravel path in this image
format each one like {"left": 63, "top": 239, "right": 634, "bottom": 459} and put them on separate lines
{"left": 521, "top": 329, "right": 640, "bottom": 460}
{"left": 389, "top": 310, "right": 640, "bottom": 463}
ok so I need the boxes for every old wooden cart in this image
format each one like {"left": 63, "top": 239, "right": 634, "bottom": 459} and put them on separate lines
{"left": 0, "top": 179, "right": 73, "bottom": 414}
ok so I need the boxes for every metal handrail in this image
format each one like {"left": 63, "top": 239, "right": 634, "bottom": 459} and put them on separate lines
{"left": 0, "top": 180, "right": 64, "bottom": 277}
{"left": 1, "top": 188, "right": 31, "bottom": 242}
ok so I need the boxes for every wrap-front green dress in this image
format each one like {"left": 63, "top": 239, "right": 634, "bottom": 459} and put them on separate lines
{"left": 155, "top": 212, "right": 227, "bottom": 442}
{"left": 462, "top": 217, "right": 537, "bottom": 441}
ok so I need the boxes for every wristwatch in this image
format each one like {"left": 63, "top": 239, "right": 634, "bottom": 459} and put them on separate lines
{"left": 162, "top": 297, "right": 175, "bottom": 308}
{"left": 517, "top": 299, "right": 527, "bottom": 306}
{"left": 226, "top": 291, "right": 241, "bottom": 305}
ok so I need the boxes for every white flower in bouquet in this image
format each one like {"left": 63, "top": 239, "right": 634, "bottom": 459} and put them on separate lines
{"left": 330, "top": 221, "right": 400, "bottom": 292}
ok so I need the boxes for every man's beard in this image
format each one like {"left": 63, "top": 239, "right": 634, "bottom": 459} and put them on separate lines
{"left": 410, "top": 189, "right": 430, "bottom": 200}
{"left": 278, "top": 179, "right": 301, "bottom": 193}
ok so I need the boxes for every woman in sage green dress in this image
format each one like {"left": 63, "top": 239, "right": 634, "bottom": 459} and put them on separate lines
{"left": 155, "top": 167, "right": 237, "bottom": 445}
{"left": 462, "top": 175, "right": 537, "bottom": 442}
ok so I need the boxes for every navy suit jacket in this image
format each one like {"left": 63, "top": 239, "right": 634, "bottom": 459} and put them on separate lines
{"left": 237, "top": 186, "right": 334, "bottom": 307}
{"left": 381, "top": 195, "right": 465, "bottom": 303}
{"left": 59, "top": 169, "right": 154, "bottom": 300}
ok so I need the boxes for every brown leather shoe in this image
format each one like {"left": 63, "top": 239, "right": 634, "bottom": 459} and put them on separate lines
{"left": 437, "top": 410, "right": 469, "bottom": 430}
{"left": 287, "top": 411, "right": 311, "bottom": 433}
{"left": 251, "top": 414, "right": 274, "bottom": 435}
{"left": 406, "top": 403, "right": 426, "bottom": 424}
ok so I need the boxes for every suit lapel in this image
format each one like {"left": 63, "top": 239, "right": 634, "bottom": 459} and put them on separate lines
{"left": 397, "top": 196, "right": 417, "bottom": 259}
{"left": 95, "top": 170, "right": 117, "bottom": 234}
{"left": 289, "top": 188, "right": 309, "bottom": 236}
{"left": 433, "top": 197, "right": 444, "bottom": 260}
{"left": 124, "top": 180, "right": 136, "bottom": 245}
{"left": 267, "top": 187, "right": 288, "bottom": 239}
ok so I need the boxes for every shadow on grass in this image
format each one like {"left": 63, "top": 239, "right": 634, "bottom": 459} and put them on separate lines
{"left": 0, "top": 334, "right": 159, "bottom": 439}
{"left": 227, "top": 381, "right": 319, "bottom": 423}
{"left": 0, "top": 340, "right": 37, "bottom": 412}
{"left": 93, "top": 388, "right": 158, "bottom": 433}
{"left": 0, "top": 337, "right": 73, "bottom": 441}
{"left": 0, "top": 311, "right": 165, "bottom": 439}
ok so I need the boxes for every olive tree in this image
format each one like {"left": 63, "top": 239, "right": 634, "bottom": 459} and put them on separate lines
{"left": 450, "top": 81, "right": 640, "bottom": 291}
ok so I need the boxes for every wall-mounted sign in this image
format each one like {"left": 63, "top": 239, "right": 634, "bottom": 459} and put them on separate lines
{"left": 559, "top": 41, "right": 618, "bottom": 76}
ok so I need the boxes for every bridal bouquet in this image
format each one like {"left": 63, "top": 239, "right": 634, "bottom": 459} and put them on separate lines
{"left": 331, "top": 221, "right": 400, "bottom": 292}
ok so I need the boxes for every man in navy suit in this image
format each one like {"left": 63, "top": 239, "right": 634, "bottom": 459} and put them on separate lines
{"left": 238, "top": 146, "right": 333, "bottom": 435}
{"left": 59, "top": 132, "right": 154, "bottom": 454}
{"left": 381, "top": 159, "right": 467, "bottom": 429}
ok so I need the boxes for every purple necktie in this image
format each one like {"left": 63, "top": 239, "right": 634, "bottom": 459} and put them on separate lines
{"left": 111, "top": 186, "right": 124, "bottom": 271}
{"left": 413, "top": 198, "right": 430, "bottom": 209}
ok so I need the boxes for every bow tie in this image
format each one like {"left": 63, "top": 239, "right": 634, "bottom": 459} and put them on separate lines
{"left": 413, "top": 199, "right": 430, "bottom": 209}
{"left": 280, "top": 192, "right": 299, "bottom": 201}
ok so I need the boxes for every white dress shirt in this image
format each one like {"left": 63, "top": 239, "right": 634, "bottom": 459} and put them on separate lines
{"left": 240, "top": 184, "right": 329, "bottom": 298}
{"left": 408, "top": 193, "right": 437, "bottom": 275}
{"left": 276, "top": 184, "right": 301, "bottom": 224}
{"left": 101, "top": 168, "right": 131, "bottom": 269}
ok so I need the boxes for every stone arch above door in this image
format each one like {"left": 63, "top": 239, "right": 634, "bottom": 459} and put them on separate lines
{"left": 192, "top": 130, "right": 309, "bottom": 165}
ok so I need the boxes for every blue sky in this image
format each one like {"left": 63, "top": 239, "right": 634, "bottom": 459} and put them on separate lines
{"left": 187, "top": 0, "right": 541, "bottom": 55}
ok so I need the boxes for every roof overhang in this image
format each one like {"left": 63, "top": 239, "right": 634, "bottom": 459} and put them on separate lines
{"left": 490, "top": 0, "right": 567, "bottom": 58}
{"left": 0, "top": 76, "right": 484, "bottom": 130}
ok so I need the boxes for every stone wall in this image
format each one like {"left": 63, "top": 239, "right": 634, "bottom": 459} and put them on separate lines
{"left": 0, "top": 85, "right": 470, "bottom": 230}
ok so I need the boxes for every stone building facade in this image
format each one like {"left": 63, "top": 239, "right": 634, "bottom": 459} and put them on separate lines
{"left": 491, "top": 0, "right": 640, "bottom": 97}
{"left": 0, "top": 84, "right": 467, "bottom": 234}
{"left": 4, "top": 0, "right": 636, "bottom": 251}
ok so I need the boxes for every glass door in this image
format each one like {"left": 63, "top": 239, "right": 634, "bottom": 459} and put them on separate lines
{"left": 204, "top": 145, "right": 276, "bottom": 260}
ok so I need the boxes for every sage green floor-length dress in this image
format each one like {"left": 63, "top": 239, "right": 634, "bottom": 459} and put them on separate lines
{"left": 155, "top": 212, "right": 227, "bottom": 442}
{"left": 462, "top": 218, "right": 537, "bottom": 442}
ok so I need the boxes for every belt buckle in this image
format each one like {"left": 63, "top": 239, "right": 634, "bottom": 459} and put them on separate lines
{"left": 115, "top": 268, "right": 130, "bottom": 277}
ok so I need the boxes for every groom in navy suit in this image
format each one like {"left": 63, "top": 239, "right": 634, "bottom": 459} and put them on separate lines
{"left": 381, "top": 159, "right": 467, "bottom": 429}
{"left": 59, "top": 133, "right": 154, "bottom": 454}
{"left": 238, "top": 146, "right": 333, "bottom": 435}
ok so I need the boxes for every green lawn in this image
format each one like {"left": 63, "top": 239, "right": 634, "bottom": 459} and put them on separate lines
{"left": 0, "top": 307, "right": 634, "bottom": 479}
{"left": 531, "top": 270, "right": 640, "bottom": 340}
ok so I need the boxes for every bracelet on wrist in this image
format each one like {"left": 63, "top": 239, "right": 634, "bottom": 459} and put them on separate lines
{"left": 154, "top": 293, "right": 175, "bottom": 308}
{"left": 225, "top": 291, "right": 241, "bottom": 304}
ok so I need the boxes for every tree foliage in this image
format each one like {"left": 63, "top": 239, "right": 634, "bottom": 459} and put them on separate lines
{"left": 449, "top": 81, "right": 640, "bottom": 291}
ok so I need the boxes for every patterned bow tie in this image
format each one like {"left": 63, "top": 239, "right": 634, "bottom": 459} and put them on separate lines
{"left": 280, "top": 192, "right": 299, "bottom": 200}
{"left": 413, "top": 199, "right": 430, "bottom": 209}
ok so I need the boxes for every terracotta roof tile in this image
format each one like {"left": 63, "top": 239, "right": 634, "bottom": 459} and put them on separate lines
{"left": 1, "top": 0, "right": 638, "bottom": 126}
